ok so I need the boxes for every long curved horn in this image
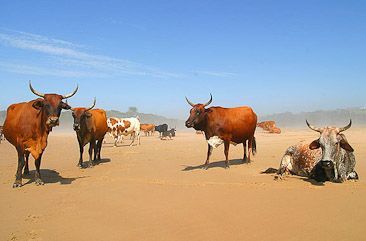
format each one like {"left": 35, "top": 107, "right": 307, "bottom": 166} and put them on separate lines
{"left": 185, "top": 96, "right": 195, "bottom": 107}
{"left": 306, "top": 120, "right": 323, "bottom": 133}
{"left": 86, "top": 97, "right": 96, "bottom": 111}
{"left": 203, "top": 93, "right": 213, "bottom": 107}
{"left": 62, "top": 84, "right": 79, "bottom": 99}
{"left": 338, "top": 119, "right": 352, "bottom": 133}
{"left": 29, "top": 80, "right": 45, "bottom": 98}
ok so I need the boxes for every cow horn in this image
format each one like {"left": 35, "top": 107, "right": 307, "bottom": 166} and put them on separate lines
{"left": 306, "top": 120, "right": 323, "bottom": 133}
{"left": 338, "top": 119, "right": 352, "bottom": 133}
{"left": 29, "top": 80, "right": 45, "bottom": 98}
{"left": 62, "top": 84, "right": 79, "bottom": 99}
{"left": 86, "top": 97, "right": 96, "bottom": 111}
{"left": 185, "top": 96, "right": 195, "bottom": 107}
{"left": 203, "top": 93, "right": 213, "bottom": 107}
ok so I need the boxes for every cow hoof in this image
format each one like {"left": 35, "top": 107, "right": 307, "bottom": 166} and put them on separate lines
{"left": 88, "top": 163, "right": 94, "bottom": 168}
{"left": 225, "top": 165, "right": 230, "bottom": 169}
{"left": 35, "top": 179, "right": 44, "bottom": 186}
{"left": 13, "top": 182, "right": 22, "bottom": 188}
{"left": 202, "top": 165, "right": 209, "bottom": 170}
{"left": 77, "top": 163, "right": 84, "bottom": 168}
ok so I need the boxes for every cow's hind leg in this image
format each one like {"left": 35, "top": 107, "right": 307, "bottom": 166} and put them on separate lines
{"left": 203, "top": 144, "right": 213, "bottom": 170}
{"left": 224, "top": 141, "right": 230, "bottom": 168}
{"left": 96, "top": 139, "right": 103, "bottom": 161}
{"left": 34, "top": 153, "right": 44, "bottom": 185}
{"left": 13, "top": 148, "right": 25, "bottom": 188}
{"left": 243, "top": 141, "right": 248, "bottom": 163}
{"left": 23, "top": 152, "right": 30, "bottom": 176}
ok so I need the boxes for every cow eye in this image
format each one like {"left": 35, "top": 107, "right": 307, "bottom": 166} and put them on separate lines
{"left": 196, "top": 111, "right": 200, "bottom": 115}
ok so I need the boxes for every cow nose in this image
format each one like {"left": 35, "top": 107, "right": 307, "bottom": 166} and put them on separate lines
{"left": 185, "top": 121, "right": 192, "bottom": 128}
{"left": 320, "top": 160, "right": 333, "bottom": 168}
{"left": 48, "top": 116, "right": 59, "bottom": 125}
{"left": 73, "top": 123, "right": 80, "bottom": 130}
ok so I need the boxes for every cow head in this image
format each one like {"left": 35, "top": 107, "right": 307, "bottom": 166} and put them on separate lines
{"left": 185, "top": 94, "right": 212, "bottom": 129}
{"left": 30, "top": 81, "right": 77, "bottom": 127}
{"left": 71, "top": 98, "right": 96, "bottom": 131}
{"left": 307, "top": 120, "right": 354, "bottom": 165}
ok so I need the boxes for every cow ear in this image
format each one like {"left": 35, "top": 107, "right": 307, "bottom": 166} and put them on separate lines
{"left": 340, "top": 139, "right": 354, "bottom": 152}
{"left": 309, "top": 139, "right": 320, "bottom": 150}
{"left": 32, "top": 100, "right": 44, "bottom": 110}
{"left": 60, "top": 101, "right": 71, "bottom": 110}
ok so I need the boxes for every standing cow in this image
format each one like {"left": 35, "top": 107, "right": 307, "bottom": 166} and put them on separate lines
{"left": 185, "top": 94, "right": 257, "bottom": 169}
{"left": 276, "top": 120, "right": 358, "bottom": 183}
{"left": 155, "top": 124, "right": 168, "bottom": 137}
{"left": 71, "top": 98, "right": 108, "bottom": 168}
{"left": 119, "top": 117, "right": 141, "bottom": 146}
{"left": 3, "top": 81, "right": 77, "bottom": 187}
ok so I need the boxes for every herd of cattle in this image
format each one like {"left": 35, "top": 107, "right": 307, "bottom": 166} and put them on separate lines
{"left": 0, "top": 82, "right": 359, "bottom": 188}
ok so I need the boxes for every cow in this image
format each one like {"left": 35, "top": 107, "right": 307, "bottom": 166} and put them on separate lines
{"left": 71, "top": 98, "right": 108, "bottom": 168}
{"left": 107, "top": 117, "right": 125, "bottom": 146}
{"left": 155, "top": 124, "right": 168, "bottom": 137}
{"left": 0, "top": 125, "right": 3, "bottom": 143}
{"left": 107, "top": 117, "right": 140, "bottom": 146}
{"left": 3, "top": 81, "right": 77, "bottom": 187}
{"left": 161, "top": 128, "right": 176, "bottom": 140}
{"left": 257, "top": 121, "right": 281, "bottom": 134}
{"left": 275, "top": 120, "right": 358, "bottom": 183}
{"left": 140, "top": 123, "right": 155, "bottom": 136}
{"left": 185, "top": 94, "right": 257, "bottom": 169}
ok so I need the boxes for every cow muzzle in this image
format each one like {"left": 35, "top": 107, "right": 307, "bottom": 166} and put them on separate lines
{"left": 47, "top": 116, "right": 59, "bottom": 127}
{"left": 73, "top": 123, "right": 80, "bottom": 131}
{"left": 185, "top": 121, "right": 194, "bottom": 128}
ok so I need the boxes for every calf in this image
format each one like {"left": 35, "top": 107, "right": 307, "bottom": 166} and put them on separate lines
{"left": 72, "top": 99, "right": 108, "bottom": 168}
{"left": 161, "top": 128, "right": 176, "bottom": 140}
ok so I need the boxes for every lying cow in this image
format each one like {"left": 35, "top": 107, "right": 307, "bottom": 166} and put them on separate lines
{"left": 276, "top": 120, "right": 358, "bottom": 183}
{"left": 161, "top": 128, "right": 176, "bottom": 140}
{"left": 72, "top": 99, "right": 108, "bottom": 168}
{"left": 257, "top": 121, "right": 281, "bottom": 134}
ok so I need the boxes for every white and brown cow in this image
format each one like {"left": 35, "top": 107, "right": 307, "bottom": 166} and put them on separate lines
{"left": 107, "top": 117, "right": 140, "bottom": 146}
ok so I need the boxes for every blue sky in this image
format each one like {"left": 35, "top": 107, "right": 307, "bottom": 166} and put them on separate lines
{"left": 0, "top": 0, "right": 365, "bottom": 119}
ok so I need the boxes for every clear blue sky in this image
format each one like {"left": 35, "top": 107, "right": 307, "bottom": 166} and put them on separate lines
{"left": 0, "top": 0, "right": 365, "bottom": 119}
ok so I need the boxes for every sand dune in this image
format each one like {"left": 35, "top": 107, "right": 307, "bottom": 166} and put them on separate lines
{"left": 1, "top": 129, "right": 365, "bottom": 241}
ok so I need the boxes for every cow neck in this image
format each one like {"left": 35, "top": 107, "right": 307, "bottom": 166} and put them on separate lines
{"left": 77, "top": 121, "right": 89, "bottom": 139}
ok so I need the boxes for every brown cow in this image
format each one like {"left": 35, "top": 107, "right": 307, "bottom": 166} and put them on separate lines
{"left": 185, "top": 94, "right": 257, "bottom": 169}
{"left": 71, "top": 99, "right": 108, "bottom": 168}
{"left": 257, "top": 121, "right": 281, "bottom": 134}
{"left": 140, "top": 123, "right": 155, "bottom": 136}
{"left": 3, "top": 81, "right": 77, "bottom": 187}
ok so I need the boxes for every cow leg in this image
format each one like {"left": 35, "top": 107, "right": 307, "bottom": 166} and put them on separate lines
{"left": 247, "top": 138, "right": 253, "bottom": 162}
{"left": 243, "top": 141, "right": 247, "bottom": 163}
{"left": 113, "top": 136, "right": 118, "bottom": 147}
{"left": 224, "top": 141, "right": 230, "bottom": 168}
{"left": 137, "top": 132, "right": 141, "bottom": 145}
{"left": 203, "top": 144, "right": 213, "bottom": 169}
{"left": 129, "top": 133, "right": 136, "bottom": 146}
{"left": 13, "top": 148, "right": 25, "bottom": 188}
{"left": 23, "top": 152, "right": 30, "bottom": 176}
{"left": 34, "top": 153, "right": 44, "bottom": 185}
{"left": 77, "top": 142, "right": 84, "bottom": 168}
{"left": 96, "top": 139, "right": 103, "bottom": 160}
{"left": 88, "top": 141, "right": 95, "bottom": 167}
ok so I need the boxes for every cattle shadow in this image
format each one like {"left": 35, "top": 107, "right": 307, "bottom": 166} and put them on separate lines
{"left": 22, "top": 169, "right": 88, "bottom": 186}
{"left": 302, "top": 178, "right": 326, "bottom": 186}
{"left": 182, "top": 159, "right": 246, "bottom": 171}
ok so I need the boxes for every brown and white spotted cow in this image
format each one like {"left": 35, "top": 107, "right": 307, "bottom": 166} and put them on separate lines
{"left": 276, "top": 120, "right": 358, "bottom": 183}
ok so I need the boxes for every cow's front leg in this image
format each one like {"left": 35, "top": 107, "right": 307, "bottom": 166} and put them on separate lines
{"left": 88, "top": 141, "right": 95, "bottom": 168}
{"left": 34, "top": 153, "right": 44, "bottom": 186}
{"left": 129, "top": 133, "right": 135, "bottom": 146}
{"left": 77, "top": 142, "right": 84, "bottom": 168}
{"left": 23, "top": 152, "right": 30, "bottom": 176}
{"left": 13, "top": 149, "right": 25, "bottom": 188}
{"left": 224, "top": 141, "right": 230, "bottom": 169}
{"left": 203, "top": 144, "right": 213, "bottom": 169}
{"left": 243, "top": 142, "right": 247, "bottom": 163}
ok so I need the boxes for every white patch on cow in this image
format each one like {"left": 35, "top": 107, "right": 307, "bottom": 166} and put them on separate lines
{"left": 207, "top": 136, "right": 224, "bottom": 148}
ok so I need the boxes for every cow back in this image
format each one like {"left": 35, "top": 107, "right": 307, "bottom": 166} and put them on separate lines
{"left": 90, "top": 109, "right": 108, "bottom": 140}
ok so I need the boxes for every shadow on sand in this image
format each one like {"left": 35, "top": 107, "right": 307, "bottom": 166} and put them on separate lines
{"left": 182, "top": 159, "right": 246, "bottom": 171}
{"left": 23, "top": 169, "right": 88, "bottom": 186}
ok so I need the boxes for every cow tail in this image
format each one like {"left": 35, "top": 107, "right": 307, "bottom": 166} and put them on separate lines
{"left": 251, "top": 136, "right": 257, "bottom": 156}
